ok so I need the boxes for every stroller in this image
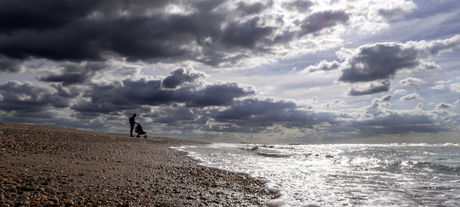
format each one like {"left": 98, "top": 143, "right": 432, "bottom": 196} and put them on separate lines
{"left": 134, "top": 123, "right": 147, "bottom": 138}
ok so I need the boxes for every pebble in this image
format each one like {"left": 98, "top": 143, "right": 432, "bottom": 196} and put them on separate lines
{"left": 0, "top": 123, "right": 279, "bottom": 206}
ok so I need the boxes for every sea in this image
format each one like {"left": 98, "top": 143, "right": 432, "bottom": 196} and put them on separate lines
{"left": 172, "top": 143, "right": 460, "bottom": 207}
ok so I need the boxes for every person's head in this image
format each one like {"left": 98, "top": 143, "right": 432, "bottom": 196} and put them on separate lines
{"left": 133, "top": 113, "right": 136, "bottom": 117}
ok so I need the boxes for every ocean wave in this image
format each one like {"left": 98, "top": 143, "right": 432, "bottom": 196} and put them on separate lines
{"left": 382, "top": 160, "right": 460, "bottom": 174}
{"left": 257, "top": 152, "right": 291, "bottom": 158}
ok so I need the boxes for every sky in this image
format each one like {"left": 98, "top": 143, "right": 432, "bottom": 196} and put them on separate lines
{"left": 1, "top": 0, "right": 460, "bottom": 143}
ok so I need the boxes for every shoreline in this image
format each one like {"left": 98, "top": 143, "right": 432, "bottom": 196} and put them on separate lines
{"left": 0, "top": 123, "right": 278, "bottom": 206}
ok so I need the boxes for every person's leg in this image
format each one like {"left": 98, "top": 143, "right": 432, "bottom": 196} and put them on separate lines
{"left": 130, "top": 123, "right": 134, "bottom": 136}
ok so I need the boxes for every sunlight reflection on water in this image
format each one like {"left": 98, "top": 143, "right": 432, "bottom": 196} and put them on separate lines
{"left": 173, "top": 143, "right": 460, "bottom": 206}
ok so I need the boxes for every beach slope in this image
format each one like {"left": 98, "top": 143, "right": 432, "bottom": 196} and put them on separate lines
{"left": 0, "top": 123, "right": 277, "bottom": 206}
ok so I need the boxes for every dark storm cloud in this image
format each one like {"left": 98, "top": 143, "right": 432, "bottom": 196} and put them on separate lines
{"left": 349, "top": 111, "right": 445, "bottom": 136}
{"left": 221, "top": 16, "right": 276, "bottom": 49}
{"left": 339, "top": 43, "right": 425, "bottom": 83}
{"left": 299, "top": 10, "right": 349, "bottom": 37}
{"left": 153, "top": 106, "right": 197, "bottom": 124}
{"left": 39, "top": 74, "right": 91, "bottom": 86}
{"left": 0, "top": 0, "right": 174, "bottom": 33}
{"left": 51, "top": 84, "right": 80, "bottom": 98}
{"left": 123, "top": 97, "right": 336, "bottom": 132}
{"left": 37, "top": 62, "right": 108, "bottom": 86}
{"left": 0, "top": 0, "right": 208, "bottom": 63}
{"left": 215, "top": 98, "right": 333, "bottom": 128}
{"left": 69, "top": 80, "right": 157, "bottom": 115}
{"left": 162, "top": 68, "right": 206, "bottom": 89}
{"left": 0, "top": 0, "right": 99, "bottom": 33}
{"left": 185, "top": 82, "right": 255, "bottom": 107}
{"left": 338, "top": 35, "right": 460, "bottom": 83}
{"left": 71, "top": 100, "right": 138, "bottom": 115}
{"left": 0, "top": 81, "right": 71, "bottom": 113}
{"left": 0, "top": 0, "right": 236, "bottom": 65}
{"left": 71, "top": 76, "right": 255, "bottom": 115}
{"left": 347, "top": 80, "right": 390, "bottom": 96}
{"left": 0, "top": 0, "right": 357, "bottom": 69}
{"left": 0, "top": 55, "right": 22, "bottom": 72}
{"left": 320, "top": 100, "right": 458, "bottom": 138}
{"left": 0, "top": 111, "right": 61, "bottom": 126}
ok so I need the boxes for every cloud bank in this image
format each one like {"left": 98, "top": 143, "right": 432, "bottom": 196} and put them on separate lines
{"left": 0, "top": 0, "right": 459, "bottom": 143}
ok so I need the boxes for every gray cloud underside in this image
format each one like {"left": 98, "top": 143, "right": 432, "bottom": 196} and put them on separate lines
{"left": 0, "top": 55, "right": 22, "bottom": 73}
{"left": 298, "top": 10, "right": 349, "bottom": 37}
{"left": 436, "top": 102, "right": 452, "bottom": 109}
{"left": 162, "top": 68, "right": 206, "bottom": 89}
{"left": 3, "top": 68, "right": 457, "bottom": 138}
{"left": 338, "top": 102, "right": 457, "bottom": 137}
{"left": 3, "top": 65, "right": 457, "bottom": 138}
{"left": 0, "top": 59, "right": 459, "bottom": 137}
{"left": 37, "top": 62, "right": 108, "bottom": 86}
{"left": 339, "top": 35, "right": 460, "bottom": 83}
{"left": 71, "top": 77, "right": 255, "bottom": 115}
{"left": 347, "top": 80, "right": 390, "bottom": 96}
{"left": 306, "top": 35, "right": 460, "bottom": 83}
{"left": 0, "top": 0, "right": 351, "bottom": 71}
{"left": 0, "top": 81, "right": 71, "bottom": 113}
{"left": 210, "top": 100, "right": 456, "bottom": 135}
{"left": 214, "top": 98, "right": 327, "bottom": 128}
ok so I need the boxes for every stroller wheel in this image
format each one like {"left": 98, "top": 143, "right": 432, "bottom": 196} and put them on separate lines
{"left": 144, "top": 135, "right": 147, "bottom": 138}
{"left": 136, "top": 135, "right": 140, "bottom": 138}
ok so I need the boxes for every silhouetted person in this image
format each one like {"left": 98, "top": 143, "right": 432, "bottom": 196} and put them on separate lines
{"left": 129, "top": 113, "right": 136, "bottom": 137}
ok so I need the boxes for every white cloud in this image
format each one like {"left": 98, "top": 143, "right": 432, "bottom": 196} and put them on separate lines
{"left": 433, "top": 81, "right": 460, "bottom": 92}
{"left": 435, "top": 102, "right": 452, "bottom": 109}
{"left": 400, "top": 92, "right": 422, "bottom": 101}
{"left": 367, "top": 0, "right": 417, "bottom": 21}
{"left": 304, "top": 87, "right": 321, "bottom": 93}
{"left": 430, "top": 84, "right": 447, "bottom": 90}
{"left": 326, "top": 99, "right": 346, "bottom": 108}
{"left": 449, "top": 82, "right": 460, "bottom": 92}
{"left": 394, "top": 89, "right": 407, "bottom": 94}
{"left": 373, "top": 94, "right": 394, "bottom": 103}
{"left": 399, "top": 77, "right": 427, "bottom": 90}
{"left": 304, "top": 60, "right": 341, "bottom": 73}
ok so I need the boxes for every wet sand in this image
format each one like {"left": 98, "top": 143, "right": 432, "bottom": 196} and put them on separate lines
{"left": 0, "top": 123, "right": 278, "bottom": 206}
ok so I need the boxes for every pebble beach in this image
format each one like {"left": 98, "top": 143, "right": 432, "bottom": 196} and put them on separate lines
{"left": 0, "top": 123, "right": 278, "bottom": 206}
